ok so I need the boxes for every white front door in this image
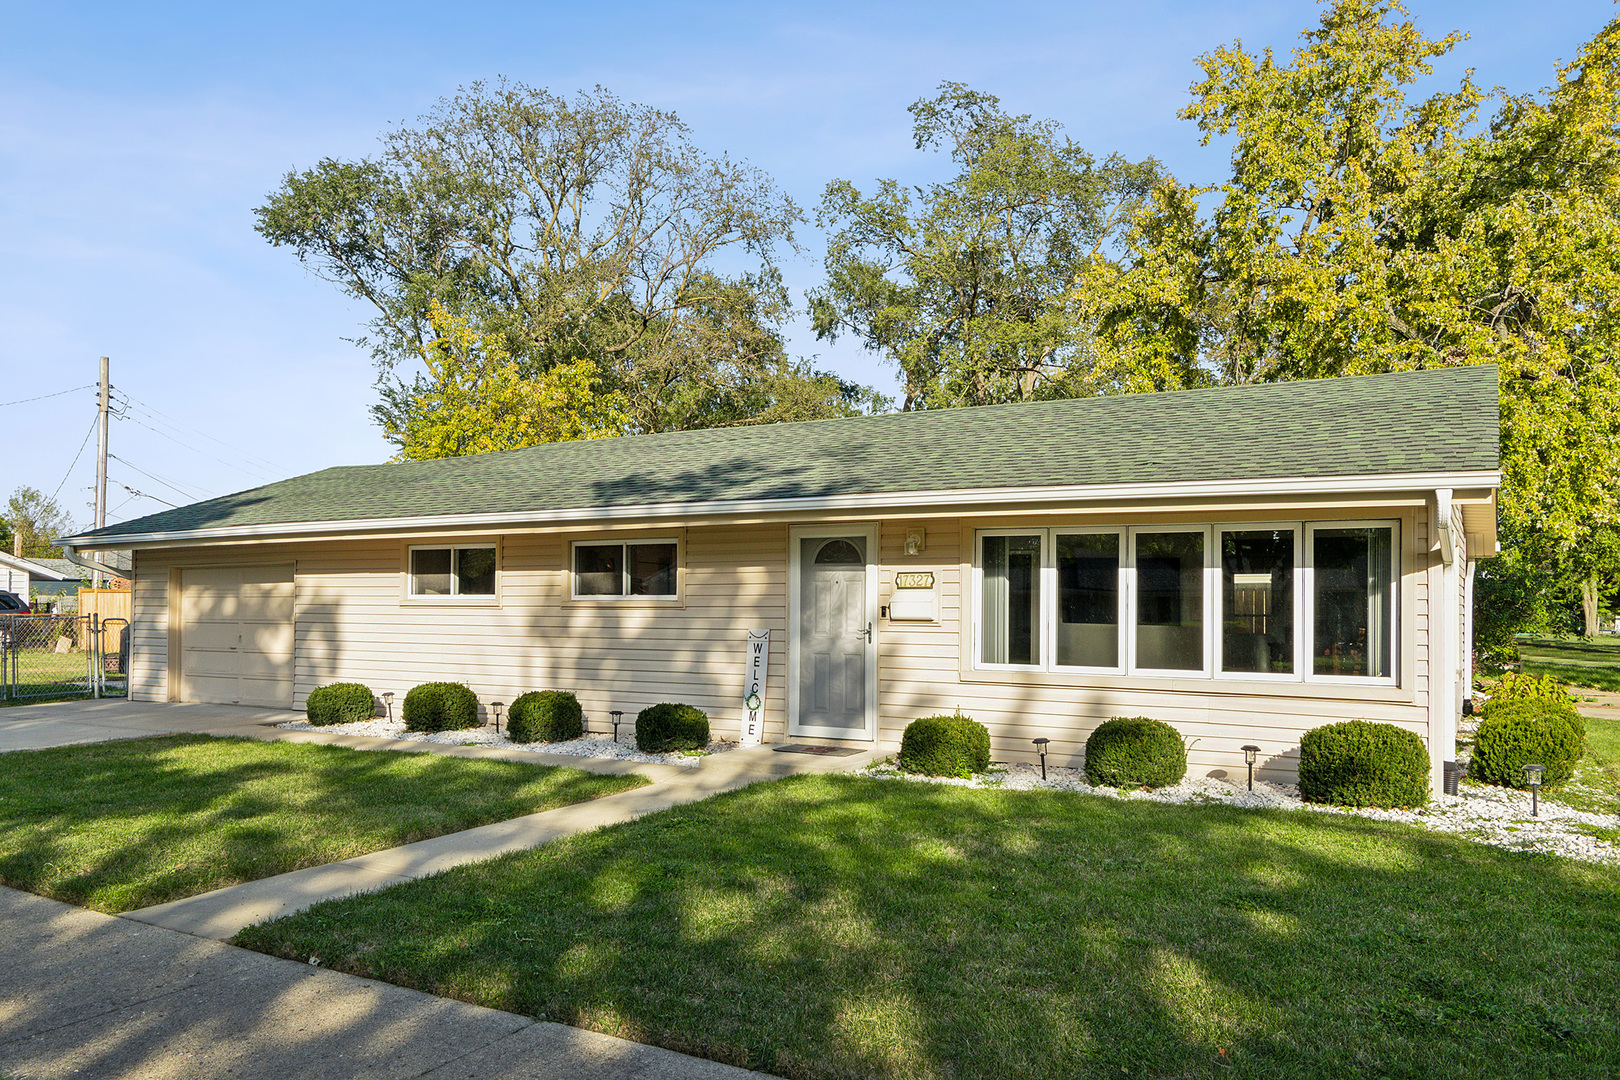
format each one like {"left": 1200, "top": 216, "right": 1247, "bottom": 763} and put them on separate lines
{"left": 789, "top": 529, "right": 877, "bottom": 740}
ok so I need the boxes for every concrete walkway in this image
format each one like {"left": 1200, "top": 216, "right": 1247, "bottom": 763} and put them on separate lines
{"left": 0, "top": 886, "right": 766, "bottom": 1080}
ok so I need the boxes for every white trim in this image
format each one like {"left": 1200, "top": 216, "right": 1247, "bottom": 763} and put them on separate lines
{"left": 0, "top": 551, "right": 72, "bottom": 580}
{"left": 569, "top": 537, "right": 682, "bottom": 601}
{"left": 1302, "top": 520, "right": 1401, "bottom": 687}
{"left": 404, "top": 542, "right": 500, "bottom": 603}
{"left": 1127, "top": 525, "right": 1214, "bottom": 679}
{"left": 972, "top": 528, "right": 1051, "bottom": 672}
{"left": 65, "top": 469, "right": 1503, "bottom": 548}
{"left": 1050, "top": 528, "right": 1127, "bottom": 676}
{"left": 788, "top": 525, "right": 879, "bottom": 742}
{"left": 1212, "top": 522, "right": 1305, "bottom": 682}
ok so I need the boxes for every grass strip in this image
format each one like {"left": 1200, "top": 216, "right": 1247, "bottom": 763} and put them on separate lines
{"left": 235, "top": 774, "right": 1620, "bottom": 1080}
{"left": 0, "top": 734, "right": 646, "bottom": 912}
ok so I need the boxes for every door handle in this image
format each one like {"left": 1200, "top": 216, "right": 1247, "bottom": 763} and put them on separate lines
{"left": 855, "top": 622, "right": 872, "bottom": 643}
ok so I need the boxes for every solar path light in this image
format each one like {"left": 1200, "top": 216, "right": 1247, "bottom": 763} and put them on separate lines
{"left": 1242, "top": 745, "right": 1261, "bottom": 792}
{"left": 1523, "top": 763, "right": 1545, "bottom": 817}
{"left": 382, "top": 692, "right": 394, "bottom": 723}
{"left": 611, "top": 710, "right": 624, "bottom": 743}
{"left": 1032, "top": 737, "right": 1050, "bottom": 780}
{"left": 491, "top": 702, "right": 505, "bottom": 738}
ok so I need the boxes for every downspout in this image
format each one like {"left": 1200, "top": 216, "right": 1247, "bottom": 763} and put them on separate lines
{"left": 58, "top": 542, "right": 118, "bottom": 583}
{"left": 1433, "top": 490, "right": 1458, "bottom": 796}
{"left": 1463, "top": 556, "right": 1477, "bottom": 709}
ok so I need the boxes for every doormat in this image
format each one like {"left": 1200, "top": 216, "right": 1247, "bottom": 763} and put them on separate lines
{"left": 773, "top": 744, "right": 864, "bottom": 757}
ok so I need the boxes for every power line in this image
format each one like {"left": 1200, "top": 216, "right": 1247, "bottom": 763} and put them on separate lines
{"left": 109, "top": 480, "right": 179, "bottom": 509}
{"left": 112, "top": 411, "right": 277, "bottom": 483}
{"left": 108, "top": 453, "right": 215, "bottom": 504}
{"left": 112, "top": 390, "right": 289, "bottom": 476}
{"left": 0, "top": 384, "right": 93, "bottom": 409}
{"left": 51, "top": 417, "right": 99, "bottom": 502}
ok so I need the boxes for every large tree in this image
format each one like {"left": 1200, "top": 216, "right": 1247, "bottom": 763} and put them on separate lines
{"left": 809, "top": 83, "right": 1162, "bottom": 409}
{"left": 257, "top": 81, "right": 877, "bottom": 449}
{"left": 5, "top": 487, "right": 74, "bottom": 560}
{"left": 1091, "top": 0, "right": 1620, "bottom": 635}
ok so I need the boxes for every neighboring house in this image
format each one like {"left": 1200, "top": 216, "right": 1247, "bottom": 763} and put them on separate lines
{"left": 62, "top": 366, "right": 1500, "bottom": 792}
{"left": 0, "top": 551, "right": 73, "bottom": 603}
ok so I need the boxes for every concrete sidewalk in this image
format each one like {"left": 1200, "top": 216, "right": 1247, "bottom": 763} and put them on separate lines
{"left": 0, "top": 886, "right": 767, "bottom": 1080}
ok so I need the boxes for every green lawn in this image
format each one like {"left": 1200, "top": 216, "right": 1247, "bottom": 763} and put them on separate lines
{"left": 234, "top": 774, "right": 1620, "bottom": 1080}
{"left": 0, "top": 735, "right": 646, "bottom": 912}
{"left": 1517, "top": 635, "right": 1620, "bottom": 691}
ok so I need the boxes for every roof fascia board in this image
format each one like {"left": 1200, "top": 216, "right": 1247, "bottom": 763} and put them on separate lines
{"left": 0, "top": 551, "right": 70, "bottom": 579}
{"left": 64, "top": 469, "right": 1502, "bottom": 549}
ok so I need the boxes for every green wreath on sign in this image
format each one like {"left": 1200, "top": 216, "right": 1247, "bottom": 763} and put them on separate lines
{"left": 745, "top": 692, "right": 762, "bottom": 712}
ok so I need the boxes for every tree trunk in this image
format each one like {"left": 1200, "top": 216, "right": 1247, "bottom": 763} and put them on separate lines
{"left": 1580, "top": 574, "right": 1602, "bottom": 638}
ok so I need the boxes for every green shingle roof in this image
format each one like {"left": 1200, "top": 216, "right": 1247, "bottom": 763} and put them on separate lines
{"left": 69, "top": 366, "right": 1499, "bottom": 544}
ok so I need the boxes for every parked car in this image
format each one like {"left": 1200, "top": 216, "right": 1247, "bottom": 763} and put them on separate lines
{"left": 0, "top": 591, "right": 30, "bottom": 613}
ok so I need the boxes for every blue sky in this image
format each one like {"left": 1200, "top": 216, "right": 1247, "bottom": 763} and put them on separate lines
{"left": 0, "top": 1, "right": 1610, "bottom": 529}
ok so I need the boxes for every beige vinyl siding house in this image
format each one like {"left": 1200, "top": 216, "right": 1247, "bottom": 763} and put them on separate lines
{"left": 66, "top": 366, "right": 1501, "bottom": 793}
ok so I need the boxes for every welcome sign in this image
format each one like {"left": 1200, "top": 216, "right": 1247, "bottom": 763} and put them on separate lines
{"left": 741, "top": 629, "right": 770, "bottom": 746}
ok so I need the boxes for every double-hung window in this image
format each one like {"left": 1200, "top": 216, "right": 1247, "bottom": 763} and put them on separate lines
{"left": 975, "top": 521, "right": 1397, "bottom": 683}
{"left": 572, "top": 539, "right": 678, "bottom": 599}
{"left": 409, "top": 545, "right": 497, "bottom": 598}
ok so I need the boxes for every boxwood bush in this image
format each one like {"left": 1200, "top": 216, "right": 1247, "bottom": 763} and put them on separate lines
{"left": 402, "top": 682, "right": 480, "bottom": 732}
{"left": 898, "top": 714, "right": 991, "bottom": 778}
{"left": 635, "top": 703, "right": 710, "bottom": 753}
{"left": 1469, "top": 700, "right": 1585, "bottom": 789}
{"left": 305, "top": 682, "right": 375, "bottom": 726}
{"left": 507, "top": 690, "right": 583, "bottom": 743}
{"left": 1298, "top": 720, "right": 1430, "bottom": 808}
{"left": 1083, "top": 717, "right": 1187, "bottom": 789}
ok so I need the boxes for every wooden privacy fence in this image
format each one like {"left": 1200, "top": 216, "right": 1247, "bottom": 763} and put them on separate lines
{"left": 78, "top": 588, "right": 131, "bottom": 625}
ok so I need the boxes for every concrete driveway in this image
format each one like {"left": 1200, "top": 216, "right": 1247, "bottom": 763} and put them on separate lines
{"left": 0, "top": 698, "right": 297, "bottom": 753}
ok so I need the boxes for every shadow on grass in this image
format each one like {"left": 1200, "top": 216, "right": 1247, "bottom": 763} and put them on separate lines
{"left": 0, "top": 734, "right": 643, "bottom": 912}
{"left": 234, "top": 774, "right": 1620, "bottom": 1080}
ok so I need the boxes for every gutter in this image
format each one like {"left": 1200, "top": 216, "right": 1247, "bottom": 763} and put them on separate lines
{"left": 60, "top": 468, "right": 1504, "bottom": 550}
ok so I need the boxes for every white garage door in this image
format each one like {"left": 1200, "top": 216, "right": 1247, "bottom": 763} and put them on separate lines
{"left": 180, "top": 565, "right": 294, "bottom": 707}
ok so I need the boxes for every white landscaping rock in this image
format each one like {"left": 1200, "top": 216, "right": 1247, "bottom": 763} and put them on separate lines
{"left": 276, "top": 717, "right": 733, "bottom": 768}
{"left": 865, "top": 761, "right": 1620, "bottom": 867}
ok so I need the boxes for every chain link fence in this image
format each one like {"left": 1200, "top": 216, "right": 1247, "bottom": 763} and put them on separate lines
{"left": 0, "top": 614, "right": 129, "bottom": 701}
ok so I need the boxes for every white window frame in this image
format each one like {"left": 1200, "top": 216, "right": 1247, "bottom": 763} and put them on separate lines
{"left": 569, "top": 537, "right": 682, "bottom": 601}
{"left": 405, "top": 543, "right": 500, "bottom": 603}
{"left": 1303, "top": 519, "right": 1401, "bottom": 687}
{"left": 1212, "top": 521, "right": 1306, "bottom": 683}
{"left": 969, "top": 518, "right": 1401, "bottom": 686}
{"left": 973, "top": 528, "right": 1051, "bottom": 671}
{"left": 1051, "top": 528, "right": 1127, "bottom": 676}
{"left": 1126, "top": 525, "right": 1215, "bottom": 679}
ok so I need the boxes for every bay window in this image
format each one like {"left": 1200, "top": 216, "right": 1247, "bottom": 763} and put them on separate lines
{"left": 975, "top": 520, "right": 1397, "bottom": 683}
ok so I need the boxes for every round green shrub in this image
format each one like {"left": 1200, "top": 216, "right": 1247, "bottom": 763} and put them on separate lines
{"left": 1084, "top": 717, "right": 1187, "bottom": 788}
{"left": 402, "top": 682, "right": 480, "bottom": 732}
{"left": 1298, "top": 720, "right": 1430, "bottom": 808}
{"left": 898, "top": 714, "right": 991, "bottom": 778}
{"left": 305, "top": 682, "right": 375, "bottom": 726}
{"left": 507, "top": 690, "right": 584, "bottom": 743}
{"left": 635, "top": 703, "right": 710, "bottom": 753}
{"left": 1469, "top": 700, "right": 1585, "bottom": 789}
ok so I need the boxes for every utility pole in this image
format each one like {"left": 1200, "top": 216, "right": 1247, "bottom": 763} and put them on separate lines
{"left": 93, "top": 356, "right": 109, "bottom": 589}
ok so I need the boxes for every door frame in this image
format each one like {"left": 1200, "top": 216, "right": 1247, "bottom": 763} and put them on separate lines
{"left": 787, "top": 524, "right": 879, "bottom": 741}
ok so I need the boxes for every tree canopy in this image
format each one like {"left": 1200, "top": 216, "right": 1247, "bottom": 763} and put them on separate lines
{"left": 809, "top": 83, "right": 1161, "bottom": 409}
{"left": 1089, "top": 0, "right": 1620, "bottom": 634}
{"left": 257, "top": 81, "right": 880, "bottom": 451}
{"left": 6, "top": 487, "right": 74, "bottom": 560}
